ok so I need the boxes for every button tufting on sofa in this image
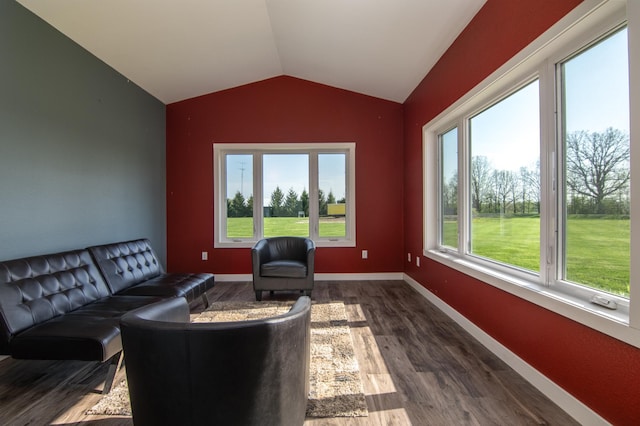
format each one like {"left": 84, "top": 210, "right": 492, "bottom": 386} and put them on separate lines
{"left": 0, "top": 239, "right": 215, "bottom": 394}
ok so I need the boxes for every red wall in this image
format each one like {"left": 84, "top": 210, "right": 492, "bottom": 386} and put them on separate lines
{"left": 166, "top": 76, "right": 404, "bottom": 275}
{"left": 403, "top": 0, "right": 640, "bottom": 425}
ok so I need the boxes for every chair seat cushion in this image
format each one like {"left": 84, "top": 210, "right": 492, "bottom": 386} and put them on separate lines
{"left": 261, "top": 260, "right": 307, "bottom": 278}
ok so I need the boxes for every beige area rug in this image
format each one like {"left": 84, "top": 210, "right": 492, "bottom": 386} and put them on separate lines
{"left": 87, "top": 300, "right": 368, "bottom": 418}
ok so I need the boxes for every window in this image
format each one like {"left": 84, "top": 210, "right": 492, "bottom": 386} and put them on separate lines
{"left": 560, "top": 27, "right": 630, "bottom": 298}
{"left": 214, "top": 143, "right": 355, "bottom": 248}
{"left": 424, "top": 0, "right": 636, "bottom": 340}
{"left": 439, "top": 127, "right": 458, "bottom": 249}
{"left": 468, "top": 80, "right": 541, "bottom": 273}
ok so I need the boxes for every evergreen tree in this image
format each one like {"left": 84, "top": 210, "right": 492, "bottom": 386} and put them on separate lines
{"left": 300, "top": 189, "right": 309, "bottom": 217}
{"left": 284, "top": 188, "right": 300, "bottom": 217}
{"left": 270, "top": 186, "right": 285, "bottom": 217}
{"left": 327, "top": 190, "right": 336, "bottom": 205}
{"left": 228, "top": 191, "right": 247, "bottom": 217}
{"left": 246, "top": 194, "right": 254, "bottom": 217}
{"left": 318, "top": 189, "right": 327, "bottom": 216}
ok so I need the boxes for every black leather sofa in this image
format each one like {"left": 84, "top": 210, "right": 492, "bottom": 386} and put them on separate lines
{"left": 121, "top": 296, "right": 311, "bottom": 426}
{"left": 88, "top": 239, "right": 212, "bottom": 307}
{"left": 0, "top": 238, "right": 214, "bottom": 393}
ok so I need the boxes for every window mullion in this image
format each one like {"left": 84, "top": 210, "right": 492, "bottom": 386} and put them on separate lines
{"left": 308, "top": 152, "right": 319, "bottom": 240}
{"left": 459, "top": 117, "right": 471, "bottom": 255}
{"left": 217, "top": 150, "right": 228, "bottom": 241}
{"left": 254, "top": 153, "right": 264, "bottom": 239}
{"left": 540, "top": 61, "right": 557, "bottom": 288}
{"left": 630, "top": 0, "right": 640, "bottom": 328}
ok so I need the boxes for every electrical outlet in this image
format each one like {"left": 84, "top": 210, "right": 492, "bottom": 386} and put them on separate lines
{"left": 362, "top": 250, "right": 368, "bottom": 259}
{"left": 416, "top": 256, "right": 420, "bottom": 267}
{"left": 201, "top": 251, "right": 208, "bottom": 261}
{"left": 407, "top": 253, "right": 411, "bottom": 262}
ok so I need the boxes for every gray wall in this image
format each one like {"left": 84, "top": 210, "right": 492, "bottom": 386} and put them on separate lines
{"left": 0, "top": 1, "right": 167, "bottom": 264}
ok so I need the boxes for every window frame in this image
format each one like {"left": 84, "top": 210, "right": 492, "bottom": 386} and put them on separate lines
{"left": 213, "top": 142, "right": 356, "bottom": 248}
{"left": 424, "top": 0, "right": 640, "bottom": 348}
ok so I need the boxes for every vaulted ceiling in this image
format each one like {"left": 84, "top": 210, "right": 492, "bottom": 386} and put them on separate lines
{"left": 18, "top": 0, "right": 486, "bottom": 104}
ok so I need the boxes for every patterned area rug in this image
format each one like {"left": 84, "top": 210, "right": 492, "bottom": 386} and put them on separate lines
{"left": 87, "top": 300, "right": 368, "bottom": 418}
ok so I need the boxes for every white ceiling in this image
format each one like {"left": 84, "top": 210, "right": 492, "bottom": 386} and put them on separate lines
{"left": 18, "top": 0, "right": 486, "bottom": 104}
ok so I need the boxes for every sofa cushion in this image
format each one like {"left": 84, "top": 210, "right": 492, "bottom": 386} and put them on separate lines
{"left": 261, "top": 260, "right": 307, "bottom": 278}
{"left": 0, "top": 249, "right": 112, "bottom": 354}
{"left": 88, "top": 239, "right": 164, "bottom": 294}
{"left": 9, "top": 295, "right": 159, "bottom": 361}
{"left": 115, "top": 272, "right": 214, "bottom": 300}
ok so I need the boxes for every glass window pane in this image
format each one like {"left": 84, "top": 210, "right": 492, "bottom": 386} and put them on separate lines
{"left": 226, "top": 154, "right": 253, "bottom": 238}
{"left": 263, "top": 154, "right": 309, "bottom": 237}
{"left": 561, "top": 27, "right": 630, "bottom": 297}
{"left": 440, "top": 128, "right": 458, "bottom": 248}
{"left": 319, "top": 153, "right": 346, "bottom": 238}
{"left": 469, "top": 80, "right": 540, "bottom": 272}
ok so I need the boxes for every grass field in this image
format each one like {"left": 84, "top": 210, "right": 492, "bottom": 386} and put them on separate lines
{"left": 229, "top": 215, "right": 629, "bottom": 297}
{"left": 445, "top": 216, "right": 629, "bottom": 297}
{"left": 227, "top": 217, "right": 346, "bottom": 239}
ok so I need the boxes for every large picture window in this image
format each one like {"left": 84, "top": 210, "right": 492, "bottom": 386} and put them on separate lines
{"left": 560, "top": 27, "right": 630, "bottom": 298}
{"left": 214, "top": 143, "right": 355, "bottom": 248}
{"left": 424, "top": 0, "right": 635, "bottom": 340}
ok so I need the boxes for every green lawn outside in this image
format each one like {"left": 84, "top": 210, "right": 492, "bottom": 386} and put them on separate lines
{"left": 230, "top": 215, "right": 629, "bottom": 297}
{"left": 565, "top": 217, "right": 629, "bottom": 296}
{"left": 445, "top": 216, "right": 629, "bottom": 297}
{"left": 227, "top": 217, "right": 345, "bottom": 239}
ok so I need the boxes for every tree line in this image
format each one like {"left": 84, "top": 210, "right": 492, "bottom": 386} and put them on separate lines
{"left": 227, "top": 186, "right": 344, "bottom": 218}
{"left": 442, "top": 128, "right": 630, "bottom": 217}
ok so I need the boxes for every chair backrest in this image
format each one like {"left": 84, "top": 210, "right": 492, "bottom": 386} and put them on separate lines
{"left": 120, "top": 296, "right": 312, "bottom": 426}
{"left": 266, "top": 237, "right": 310, "bottom": 262}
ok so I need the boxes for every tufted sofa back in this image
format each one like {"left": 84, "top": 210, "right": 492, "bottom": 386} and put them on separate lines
{"left": 0, "top": 249, "right": 112, "bottom": 353}
{"left": 88, "top": 239, "right": 164, "bottom": 295}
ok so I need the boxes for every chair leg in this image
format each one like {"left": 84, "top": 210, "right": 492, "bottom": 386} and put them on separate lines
{"left": 202, "top": 292, "right": 210, "bottom": 309}
{"left": 255, "top": 291, "right": 262, "bottom": 301}
{"left": 102, "top": 351, "right": 123, "bottom": 394}
{"left": 304, "top": 290, "right": 312, "bottom": 298}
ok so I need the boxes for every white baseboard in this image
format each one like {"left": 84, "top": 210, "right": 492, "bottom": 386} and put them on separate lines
{"left": 315, "top": 272, "right": 404, "bottom": 281}
{"left": 403, "top": 274, "right": 609, "bottom": 426}
{"left": 213, "top": 274, "right": 252, "bottom": 282}
{"left": 213, "top": 272, "right": 404, "bottom": 282}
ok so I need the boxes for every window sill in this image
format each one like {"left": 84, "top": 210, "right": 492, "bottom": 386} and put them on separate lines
{"left": 215, "top": 239, "right": 356, "bottom": 249}
{"left": 424, "top": 249, "right": 640, "bottom": 349}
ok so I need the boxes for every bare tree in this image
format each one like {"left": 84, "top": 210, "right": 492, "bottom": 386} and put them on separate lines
{"left": 566, "top": 128, "right": 629, "bottom": 214}
{"left": 443, "top": 172, "right": 458, "bottom": 216}
{"left": 471, "top": 156, "right": 492, "bottom": 213}
{"left": 492, "top": 169, "right": 516, "bottom": 214}
{"left": 520, "top": 161, "right": 541, "bottom": 214}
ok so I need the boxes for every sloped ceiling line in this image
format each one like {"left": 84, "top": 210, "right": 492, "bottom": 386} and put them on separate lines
{"left": 18, "top": 0, "right": 486, "bottom": 104}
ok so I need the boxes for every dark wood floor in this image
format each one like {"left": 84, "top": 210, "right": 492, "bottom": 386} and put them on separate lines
{"left": 0, "top": 280, "right": 578, "bottom": 425}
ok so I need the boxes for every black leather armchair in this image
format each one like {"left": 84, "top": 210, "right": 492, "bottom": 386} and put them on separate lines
{"left": 252, "top": 237, "right": 315, "bottom": 301}
{"left": 120, "top": 296, "right": 311, "bottom": 426}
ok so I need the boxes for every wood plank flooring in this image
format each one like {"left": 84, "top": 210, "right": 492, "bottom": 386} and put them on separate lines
{"left": 0, "top": 280, "right": 578, "bottom": 425}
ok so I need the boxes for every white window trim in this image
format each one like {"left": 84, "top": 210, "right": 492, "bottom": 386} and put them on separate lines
{"left": 423, "top": 0, "right": 640, "bottom": 349}
{"left": 213, "top": 142, "right": 356, "bottom": 248}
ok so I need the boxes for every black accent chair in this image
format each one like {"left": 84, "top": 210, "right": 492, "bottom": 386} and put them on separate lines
{"left": 120, "top": 296, "right": 312, "bottom": 426}
{"left": 251, "top": 237, "right": 315, "bottom": 301}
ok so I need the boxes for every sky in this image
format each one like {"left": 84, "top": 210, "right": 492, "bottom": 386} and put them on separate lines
{"left": 226, "top": 153, "right": 346, "bottom": 202}
{"left": 226, "top": 29, "right": 629, "bottom": 195}
{"left": 444, "top": 26, "right": 629, "bottom": 180}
